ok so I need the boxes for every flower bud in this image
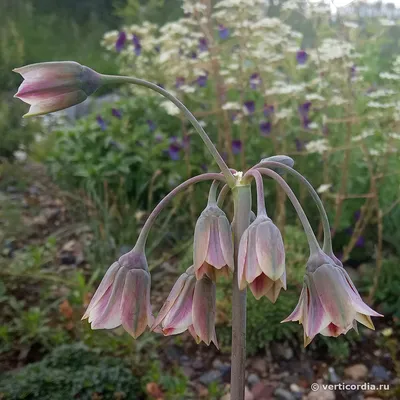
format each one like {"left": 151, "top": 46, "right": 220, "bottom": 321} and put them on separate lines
{"left": 193, "top": 204, "right": 234, "bottom": 280}
{"left": 14, "top": 61, "right": 102, "bottom": 117}
{"left": 260, "top": 155, "right": 294, "bottom": 175}
{"left": 82, "top": 248, "right": 154, "bottom": 339}
{"left": 238, "top": 215, "right": 286, "bottom": 302}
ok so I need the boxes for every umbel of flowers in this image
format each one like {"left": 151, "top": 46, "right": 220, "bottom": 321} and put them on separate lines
{"left": 13, "top": 61, "right": 382, "bottom": 400}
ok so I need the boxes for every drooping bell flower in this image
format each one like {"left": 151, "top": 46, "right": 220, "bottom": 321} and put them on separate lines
{"left": 152, "top": 266, "right": 196, "bottom": 335}
{"left": 193, "top": 202, "right": 234, "bottom": 281}
{"left": 132, "top": 34, "right": 142, "bottom": 56}
{"left": 115, "top": 31, "right": 127, "bottom": 52}
{"left": 238, "top": 215, "right": 286, "bottom": 302}
{"left": 259, "top": 121, "right": 271, "bottom": 136}
{"left": 243, "top": 100, "right": 255, "bottom": 115}
{"left": 14, "top": 61, "right": 102, "bottom": 117}
{"left": 296, "top": 50, "right": 308, "bottom": 65}
{"left": 111, "top": 108, "right": 122, "bottom": 119}
{"left": 82, "top": 248, "right": 154, "bottom": 339}
{"left": 282, "top": 251, "right": 382, "bottom": 346}
{"left": 218, "top": 24, "right": 229, "bottom": 39}
{"left": 232, "top": 139, "right": 242, "bottom": 155}
{"left": 96, "top": 115, "right": 107, "bottom": 131}
{"left": 191, "top": 275, "right": 219, "bottom": 348}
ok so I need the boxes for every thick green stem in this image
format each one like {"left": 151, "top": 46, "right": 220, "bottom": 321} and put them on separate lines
{"left": 254, "top": 161, "right": 332, "bottom": 254}
{"left": 256, "top": 168, "right": 320, "bottom": 255}
{"left": 135, "top": 173, "right": 226, "bottom": 250}
{"left": 101, "top": 74, "right": 236, "bottom": 188}
{"left": 231, "top": 184, "right": 251, "bottom": 400}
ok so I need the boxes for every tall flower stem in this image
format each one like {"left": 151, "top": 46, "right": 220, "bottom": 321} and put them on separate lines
{"left": 254, "top": 161, "right": 332, "bottom": 254}
{"left": 136, "top": 173, "right": 226, "bottom": 250}
{"left": 100, "top": 74, "right": 236, "bottom": 188}
{"left": 231, "top": 182, "right": 251, "bottom": 400}
{"left": 256, "top": 168, "right": 320, "bottom": 255}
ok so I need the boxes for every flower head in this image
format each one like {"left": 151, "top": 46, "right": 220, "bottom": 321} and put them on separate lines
{"left": 232, "top": 139, "right": 242, "bottom": 154}
{"left": 264, "top": 104, "right": 275, "bottom": 117}
{"left": 283, "top": 251, "right": 382, "bottom": 346}
{"left": 238, "top": 215, "right": 286, "bottom": 302}
{"left": 199, "top": 37, "right": 208, "bottom": 52}
{"left": 259, "top": 121, "right": 271, "bottom": 136}
{"left": 244, "top": 100, "right": 255, "bottom": 114}
{"left": 193, "top": 204, "right": 234, "bottom": 280}
{"left": 249, "top": 73, "right": 261, "bottom": 89}
{"left": 168, "top": 137, "right": 182, "bottom": 160}
{"left": 96, "top": 115, "right": 107, "bottom": 131}
{"left": 14, "top": 61, "right": 102, "bottom": 117}
{"left": 218, "top": 24, "right": 229, "bottom": 39}
{"left": 132, "top": 34, "right": 142, "bottom": 56}
{"left": 197, "top": 74, "right": 208, "bottom": 87}
{"left": 82, "top": 248, "right": 154, "bottom": 339}
{"left": 111, "top": 108, "right": 122, "bottom": 119}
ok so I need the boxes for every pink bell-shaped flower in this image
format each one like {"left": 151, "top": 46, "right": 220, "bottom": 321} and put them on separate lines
{"left": 193, "top": 204, "right": 234, "bottom": 280}
{"left": 238, "top": 215, "right": 286, "bottom": 302}
{"left": 82, "top": 248, "right": 154, "bottom": 339}
{"left": 14, "top": 61, "right": 102, "bottom": 117}
{"left": 152, "top": 269, "right": 218, "bottom": 348}
{"left": 151, "top": 266, "right": 196, "bottom": 336}
{"left": 282, "top": 252, "right": 382, "bottom": 346}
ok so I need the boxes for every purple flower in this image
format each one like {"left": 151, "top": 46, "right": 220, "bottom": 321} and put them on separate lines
{"left": 115, "top": 31, "right": 127, "bottom": 52}
{"left": 199, "top": 38, "right": 208, "bottom": 52}
{"left": 298, "top": 102, "right": 312, "bottom": 129}
{"left": 147, "top": 119, "right": 156, "bottom": 132}
{"left": 232, "top": 139, "right": 242, "bottom": 155}
{"left": 259, "top": 121, "right": 271, "bottom": 136}
{"left": 249, "top": 73, "right": 261, "bottom": 90}
{"left": 168, "top": 143, "right": 181, "bottom": 160}
{"left": 111, "top": 108, "right": 122, "bottom": 119}
{"left": 264, "top": 104, "right": 274, "bottom": 117}
{"left": 218, "top": 24, "right": 229, "bottom": 39}
{"left": 175, "top": 76, "right": 185, "bottom": 88}
{"left": 354, "top": 210, "right": 361, "bottom": 221}
{"left": 96, "top": 115, "right": 107, "bottom": 131}
{"left": 197, "top": 74, "right": 208, "bottom": 87}
{"left": 190, "top": 51, "right": 197, "bottom": 59}
{"left": 296, "top": 50, "right": 308, "bottom": 65}
{"left": 295, "top": 138, "right": 304, "bottom": 151}
{"left": 132, "top": 34, "right": 142, "bottom": 56}
{"left": 244, "top": 100, "right": 255, "bottom": 114}
{"left": 355, "top": 236, "right": 365, "bottom": 248}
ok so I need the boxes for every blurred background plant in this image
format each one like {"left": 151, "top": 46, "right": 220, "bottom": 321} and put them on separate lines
{"left": 1, "top": 0, "right": 399, "bottom": 398}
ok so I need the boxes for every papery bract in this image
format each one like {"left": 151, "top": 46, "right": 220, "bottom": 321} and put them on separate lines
{"left": 14, "top": 61, "right": 102, "bottom": 117}
{"left": 193, "top": 204, "right": 234, "bottom": 280}
{"left": 82, "top": 248, "right": 154, "bottom": 339}
{"left": 238, "top": 215, "right": 286, "bottom": 302}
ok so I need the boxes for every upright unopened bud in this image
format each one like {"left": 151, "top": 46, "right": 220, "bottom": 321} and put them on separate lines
{"left": 238, "top": 215, "right": 286, "bottom": 302}
{"left": 192, "top": 275, "right": 219, "bottom": 348}
{"left": 151, "top": 266, "right": 196, "bottom": 335}
{"left": 193, "top": 183, "right": 234, "bottom": 280}
{"left": 282, "top": 251, "right": 382, "bottom": 346}
{"left": 14, "top": 61, "right": 102, "bottom": 117}
{"left": 82, "top": 247, "right": 154, "bottom": 339}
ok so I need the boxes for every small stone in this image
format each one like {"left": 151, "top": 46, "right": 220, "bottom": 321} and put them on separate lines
{"left": 245, "top": 386, "right": 254, "bottom": 400}
{"left": 248, "top": 373, "right": 260, "bottom": 388}
{"left": 193, "top": 358, "right": 204, "bottom": 370}
{"left": 327, "top": 367, "right": 340, "bottom": 384}
{"left": 182, "top": 366, "right": 194, "bottom": 378}
{"left": 220, "top": 394, "right": 230, "bottom": 400}
{"left": 274, "top": 387, "right": 296, "bottom": 400}
{"left": 252, "top": 357, "right": 267, "bottom": 375}
{"left": 198, "top": 370, "right": 222, "bottom": 385}
{"left": 344, "top": 364, "right": 368, "bottom": 381}
{"left": 307, "top": 386, "right": 335, "bottom": 400}
{"left": 251, "top": 382, "right": 276, "bottom": 398}
{"left": 290, "top": 383, "right": 303, "bottom": 393}
{"left": 197, "top": 384, "right": 209, "bottom": 397}
{"left": 212, "top": 358, "right": 223, "bottom": 369}
{"left": 164, "top": 345, "right": 183, "bottom": 362}
{"left": 371, "top": 365, "right": 390, "bottom": 381}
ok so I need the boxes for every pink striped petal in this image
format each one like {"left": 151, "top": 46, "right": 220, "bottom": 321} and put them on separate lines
{"left": 281, "top": 286, "right": 305, "bottom": 323}
{"left": 91, "top": 267, "right": 127, "bottom": 329}
{"left": 193, "top": 215, "right": 211, "bottom": 272}
{"left": 355, "top": 313, "right": 375, "bottom": 330}
{"left": 121, "top": 269, "right": 152, "bottom": 339}
{"left": 193, "top": 277, "right": 218, "bottom": 347}
{"left": 245, "top": 224, "right": 262, "bottom": 284}
{"left": 13, "top": 61, "right": 82, "bottom": 80}
{"left": 218, "top": 216, "right": 234, "bottom": 270}
{"left": 312, "top": 265, "right": 355, "bottom": 329}
{"left": 265, "top": 279, "right": 285, "bottom": 303}
{"left": 249, "top": 274, "right": 274, "bottom": 300}
{"left": 205, "top": 218, "right": 226, "bottom": 267}
{"left": 238, "top": 228, "right": 249, "bottom": 290}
